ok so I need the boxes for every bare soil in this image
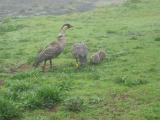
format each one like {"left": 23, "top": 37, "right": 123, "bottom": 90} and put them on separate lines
{"left": 9, "top": 63, "right": 32, "bottom": 73}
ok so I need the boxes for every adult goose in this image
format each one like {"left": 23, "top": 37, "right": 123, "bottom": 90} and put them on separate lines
{"left": 33, "top": 24, "right": 73, "bottom": 71}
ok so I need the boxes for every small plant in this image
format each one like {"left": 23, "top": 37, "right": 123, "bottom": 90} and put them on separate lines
{"left": 26, "top": 85, "right": 64, "bottom": 109}
{"left": 115, "top": 76, "right": 149, "bottom": 87}
{"left": 64, "top": 97, "right": 84, "bottom": 112}
{"left": 115, "top": 75, "right": 128, "bottom": 85}
{"left": 88, "top": 96, "right": 103, "bottom": 104}
{"left": 155, "top": 37, "right": 160, "bottom": 41}
{"left": 92, "top": 72, "right": 101, "bottom": 80}
{"left": 56, "top": 80, "right": 72, "bottom": 91}
{"left": 130, "top": 36, "right": 138, "bottom": 40}
{"left": 10, "top": 82, "right": 31, "bottom": 93}
{"left": 132, "top": 78, "right": 149, "bottom": 86}
{"left": 7, "top": 81, "right": 31, "bottom": 101}
{"left": 107, "top": 30, "right": 117, "bottom": 34}
{"left": 0, "top": 98, "right": 21, "bottom": 120}
{"left": 12, "top": 70, "right": 40, "bottom": 80}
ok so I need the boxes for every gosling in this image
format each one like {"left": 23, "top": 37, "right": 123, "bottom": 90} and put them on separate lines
{"left": 72, "top": 42, "right": 88, "bottom": 67}
{"left": 90, "top": 50, "right": 106, "bottom": 64}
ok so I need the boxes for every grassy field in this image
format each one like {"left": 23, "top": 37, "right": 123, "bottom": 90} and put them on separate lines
{"left": 0, "top": 0, "right": 160, "bottom": 120}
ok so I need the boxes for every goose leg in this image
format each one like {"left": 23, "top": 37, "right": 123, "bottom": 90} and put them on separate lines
{"left": 49, "top": 59, "right": 52, "bottom": 69}
{"left": 43, "top": 60, "right": 47, "bottom": 72}
{"left": 76, "top": 58, "right": 79, "bottom": 68}
{"left": 76, "top": 58, "right": 78, "bottom": 64}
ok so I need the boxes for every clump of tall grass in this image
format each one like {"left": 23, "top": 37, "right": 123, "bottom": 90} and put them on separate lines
{"left": 155, "top": 37, "right": 160, "bottom": 41}
{"left": 26, "top": 85, "right": 64, "bottom": 109}
{"left": 115, "top": 76, "right": 149, "bottom": 87}
{"left": 64, "top": 97, "right": 84, "bottom": 112}
{"left": 0, "top": 98, "right": 22, "bottom": 120}
{"left": 88, "top": 96, "right": 103, "bottom": 105}
{"left": 7, "top": 81, "right": 31, "bottom": 101}
{"left": 56, "top": 80, "right": 73, "bottom": 91}
{"left": 12, "top": 70, "right": 40, "bottom": 80}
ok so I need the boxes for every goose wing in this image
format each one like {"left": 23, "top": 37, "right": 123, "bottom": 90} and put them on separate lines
{"left": 38, "top": 42, "right": 62, "bottom": 61}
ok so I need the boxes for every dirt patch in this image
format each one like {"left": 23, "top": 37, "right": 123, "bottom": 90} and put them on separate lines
{"left": 9, "top": 63, "right": 32, "bottom": 73}
{"left": 48, "top": 105, "right": 59, "bottom": 113}
{"left": 17, "top": 63, "right": 32, "bottom": 71}
{"left": 0, "top": 0, "right": 124, "bottom": 19}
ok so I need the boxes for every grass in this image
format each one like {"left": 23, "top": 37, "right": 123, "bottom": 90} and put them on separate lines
{"left": 0, "top": 0, "right": 160, "bottom": 119}
{"left": 0, "top": 98, "right": 21, "bottom": 120}
{"left": 64, "top": 97, "right": 85, "bottom": 112}
{"left": 25, "top": 85, "right": 64, "bottom": 109}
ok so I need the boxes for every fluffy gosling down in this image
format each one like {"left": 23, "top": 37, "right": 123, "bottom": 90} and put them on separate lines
{"left": 90, "top": 50, "right": 106, "bottom": 64}
{"left": 72, "top": 42, "right": 88, "bottom": 67}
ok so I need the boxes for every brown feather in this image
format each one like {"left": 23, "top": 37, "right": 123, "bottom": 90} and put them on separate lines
{"left": 33, "top": 24, "right": 72, "bottom": 68}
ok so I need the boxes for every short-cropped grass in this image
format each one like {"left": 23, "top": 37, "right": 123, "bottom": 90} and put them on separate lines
{"left": 0, "top": 0, "right": 160, "bottom": 119}
{"left": 0, "top": 17, "right": 26, "bottom": 34}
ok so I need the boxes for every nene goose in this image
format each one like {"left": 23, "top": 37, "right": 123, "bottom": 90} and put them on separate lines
{"left": 33, "top": 24, "right": 73, "bottom": 71}
{"left": 72, "top": 42, "right": 88, "bottom": 67}
{"left": 90, "top": 50, "right": 106, "bottom": 64}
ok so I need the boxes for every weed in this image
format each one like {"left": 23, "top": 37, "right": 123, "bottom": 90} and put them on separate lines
{"left": 155, "top": 37, "right": 160, "bottom": 41}
{"left": 56, "top": 80, "right": 73, "bottom": 91}
{"left": 64, "top": 97, "right": 84, "bottom": 112}
{"left": 88, "top": 96, "right": 103, "bottom": 105}
{"left": 130, "top": 36, "right": 138, "bottom": 40}
{"left": 12, "top": 70, "right": 40, "bottom": 80}
{"left": 7, "top": 81, "right": 31, "bottom": 101}
{"left": 107, "top": 30, "right": 117, "bottom": 34}
{"left": 115, "top": 76, "right": 149, "bottom": 87}
{"left": 26, "top": 85, "right": 64, "bottom": 109}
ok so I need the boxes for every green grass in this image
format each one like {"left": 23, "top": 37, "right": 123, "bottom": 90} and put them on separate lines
{"left": 0, "top": 0, "right": 160, "bottom": 119}
{"left": 0, "top": 98, "right": 21, "bottom": 120}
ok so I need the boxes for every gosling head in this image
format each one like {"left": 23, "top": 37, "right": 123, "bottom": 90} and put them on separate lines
{"left": 98, "top": 50, "right": 106, "bottom": 60}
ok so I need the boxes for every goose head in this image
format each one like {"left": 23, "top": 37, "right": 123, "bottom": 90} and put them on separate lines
{"left": 61, "top": 23, "right": 73, "bottom": 30}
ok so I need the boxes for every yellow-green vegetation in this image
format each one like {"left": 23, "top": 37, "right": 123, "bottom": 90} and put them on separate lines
{"left": 0, "top": 0, "right": 160, "bottom": 119}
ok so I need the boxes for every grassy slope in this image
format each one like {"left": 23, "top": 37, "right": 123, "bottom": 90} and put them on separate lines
{"left": 0, "top": 0, "right": 160, "bottom": 120}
